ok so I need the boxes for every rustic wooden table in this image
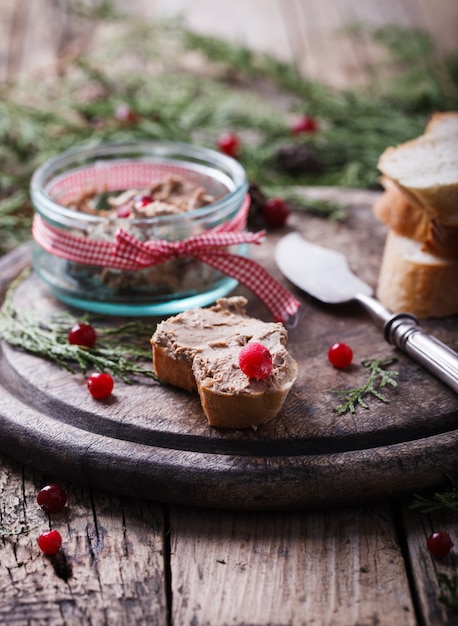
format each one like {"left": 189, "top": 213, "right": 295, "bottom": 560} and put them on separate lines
{"left": 0, "top": 189, "right": 457, "bottom": 626}
{"left": 1, "top": 2, "right": 458, "bottom": 624}
{"left": 0, "top": 456, "right": 456, "bottom": 626}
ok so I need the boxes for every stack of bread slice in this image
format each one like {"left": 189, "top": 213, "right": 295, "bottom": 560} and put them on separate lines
{"left": 373, "top": 112, "right": 458, "bottom": 318}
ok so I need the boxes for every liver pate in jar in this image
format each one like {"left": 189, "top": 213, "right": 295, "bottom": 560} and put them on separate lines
{"left": 30, "top": 140, "right": 250, "bottom": 316}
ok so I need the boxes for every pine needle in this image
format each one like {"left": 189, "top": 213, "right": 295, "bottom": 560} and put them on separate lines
{"left": 332, "top": 357, "right": 399, "bottom": 414}
{"left": 0, "top": 272, "right": 159, "bottom": 384}
{"left": 411, "top": 474, "right": 458, "bottom": 515}
{"left": 0, "top": 524, "right": 38, "bottom": 538}
{"left": 438, "top": 573, "right": 458, "bottom": 613}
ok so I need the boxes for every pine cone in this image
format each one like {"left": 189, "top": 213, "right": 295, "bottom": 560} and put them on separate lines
{"left": 275, "top": 144, "right": 323, "bottom": 175}
{"left": 247, "top": 183, "right": 267, "bottom": 229}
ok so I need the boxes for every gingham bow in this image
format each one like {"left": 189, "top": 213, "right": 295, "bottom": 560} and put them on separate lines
{"left": 112, "top": 228, "right": 265, "bottom": 267}
{"left": 33, "top": 214, "right": 300, "bottom": 322}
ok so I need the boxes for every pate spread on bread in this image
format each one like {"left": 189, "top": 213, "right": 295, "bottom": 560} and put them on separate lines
{"left": 374, "top": 112, "right": 458, "bottom": 318}
{"left": 151, "top": 297, "right": 298, "bottom": 429}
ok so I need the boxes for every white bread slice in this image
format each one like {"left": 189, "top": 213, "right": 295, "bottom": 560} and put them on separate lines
{"left": 151, "top": 297, "right": 298, "bottom": 429}
{"left": 373, "top": 177, "right": 458, "bottom": 258}
{"left": 378, "top": 132, "right": 458, "bottom": 224}
{"left": 376, "top": 230, "right": 458, "bottom": 318}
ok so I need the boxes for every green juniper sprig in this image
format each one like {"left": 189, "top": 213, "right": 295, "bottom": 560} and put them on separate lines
{"left": 438, "top": 573, "right": 458, "bottom": 614}
{"left": 0, "top": 524, "right": 38, "bottom": 538}
{"left": 0, "top": 272, "right": 159, "bottom": 384}
{"left": 332, "top": 357, "right": 399, "bottom": 415}
{"left": 411, "top": 475, "right": 458, "bottom": 516}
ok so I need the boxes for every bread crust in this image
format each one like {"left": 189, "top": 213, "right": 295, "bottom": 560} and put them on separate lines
{"left": 198, "top": 375, "right": 297, "bottom": 429}
{"left": 377, "top": 118, "right": 458, "bottom": 223}
{"left": 374, "top": 178, "right": 458, "bottom": 258}
{"left": 373, "top": 178, "right": 430, "bottom": 241}
{"left": 376, "top": 231, "right": 458, "bottom": 318}
{"left": 425, "top": 111, "right": 458, "bottom": 136}
{"left": 152, "top": 344, "right": 197, "bottom": 393}
{"left": 424, "top": 220, "right": 458, "bottom": 259}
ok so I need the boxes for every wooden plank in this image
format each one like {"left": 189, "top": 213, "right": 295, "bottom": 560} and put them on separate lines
{"left": 400, "top": 499, "right": 458, "bottom": 626}
{"left": 1, "top": 0, "right": 27, "bottom": 82}
{"left": 0, "top": 0, "right": 97, "bottom": 81}
{"left": 1, "top": 0, "right": 57, "bottom": 81}
{"left": 0, "top": 454, "right": 168, "bottom": 625}
{"left": 289, "top": 0, "right": 458, "bottom": 87}
{"left": 153, "top": 0, "right": 294, "bottom": 62}
{"left": 2, "top": 0, "right": 457, "bottom": 85}
{"left": 289, "top": 0, "right": 370, "bottom": 87}
{"left": 0, "top": 243, "right": 31, "bottom": 299}
{"left": 169, "top": 503, "right": 416, "bottom": 625}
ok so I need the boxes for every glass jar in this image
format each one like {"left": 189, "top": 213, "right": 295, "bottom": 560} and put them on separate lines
{"left": 30, "top": 140, "right": 249, "bottom": 316}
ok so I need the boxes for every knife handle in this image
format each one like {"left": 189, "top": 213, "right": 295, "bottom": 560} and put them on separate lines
{"left": 384, "top": 313, "right": 458, "bottom": 393}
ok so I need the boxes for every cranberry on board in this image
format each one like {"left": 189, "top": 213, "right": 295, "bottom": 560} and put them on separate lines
{"left": 261, "top": 198, "right": 291, "bottom": 228}
{"left": 239, "top": 342, "right": 273, "bottom": 380}
{"left": 87, "top": 372, "right": 114, "bottom": 400}
{"left": 291, "top": 114, "right": 319, "bottom": 134}
{"left": 37, "top": 529, "right": 62, "bottom": 555}
{"left": 427, "top": 531, "right": 454, "bottom": 558}
{"left": 68, "top": 322, "right": 97, "bottom": 348}
{"left": 217, "top": 132, "right": 240, "bottom": 158}
{"left": 37, "top": 484, "right": 67, "bottom": 514}
{"left": 328, "top": 342, "right": 353, "bottom": 368}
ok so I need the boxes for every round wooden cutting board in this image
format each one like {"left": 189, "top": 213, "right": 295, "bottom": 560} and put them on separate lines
{"left": 0, "top": 189, "right": 457, "bottom": 510}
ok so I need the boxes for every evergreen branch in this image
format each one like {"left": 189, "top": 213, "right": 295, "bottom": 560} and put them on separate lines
{"left": 1, "top": 17, "right": 457, "bottom": 254}
{"left": 411, "top": 475, "right": 458, "bottom": 515}
{"left": 438, "top": 573, "right": 458, "bottom": 614}
{"left": 0, "top": 524, "right": 38, "bottom": 538}
{"left": 0, "top": 272, "right": 159, "bottom": 384}
{"left": 332, "top": 357, "right": 399, "bottom": 415}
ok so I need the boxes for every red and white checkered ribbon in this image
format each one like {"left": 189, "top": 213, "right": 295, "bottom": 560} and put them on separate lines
{"left": 32, "top": 203, "right": 300, "bottom": 321}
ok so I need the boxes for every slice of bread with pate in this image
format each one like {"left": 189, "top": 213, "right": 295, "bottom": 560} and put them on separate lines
{"left": 151, "top": 297, "right": 298, "bottom": 429}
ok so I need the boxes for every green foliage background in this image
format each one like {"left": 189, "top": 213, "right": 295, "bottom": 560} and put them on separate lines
{"left": 1, "top": 4, "right": 457, "bottom": 254}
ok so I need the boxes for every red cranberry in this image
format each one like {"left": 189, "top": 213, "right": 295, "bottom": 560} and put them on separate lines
{"left": 291, "top": 114, "right": 319, "bottom": 135}
{"left": 217, "top": 133, "right": 240, "bottom": 158}
{"left": 38, "top": 530, "right": 62, "bottom": 555}
{"left": 117, "top": 205, "right": 131, "bottom": 218}
{"left": 68, "top": 323, "right": 97, "bottom": 348}
{"left": 37, "top": 484, "right": 67, "bottom": 514}
{"left": 133, "top": 194, "right": 154, "bottom": 210}
{"left": 115, "top": 103, "right": 140, "bottom": 124}
{"left": 328, "top": 343, "right": 353, "bottom": 368}
{"left": 239, "top": 343, "right": 273, "bottom": 380}
{"left": 87, "top": 372, "right": 114, "bottom": 399}
{"left": 261, "top": 198, "right": 291, "bottom": 228}
{"left": 427, "top": 532, "right": 454, "bottom": 558}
